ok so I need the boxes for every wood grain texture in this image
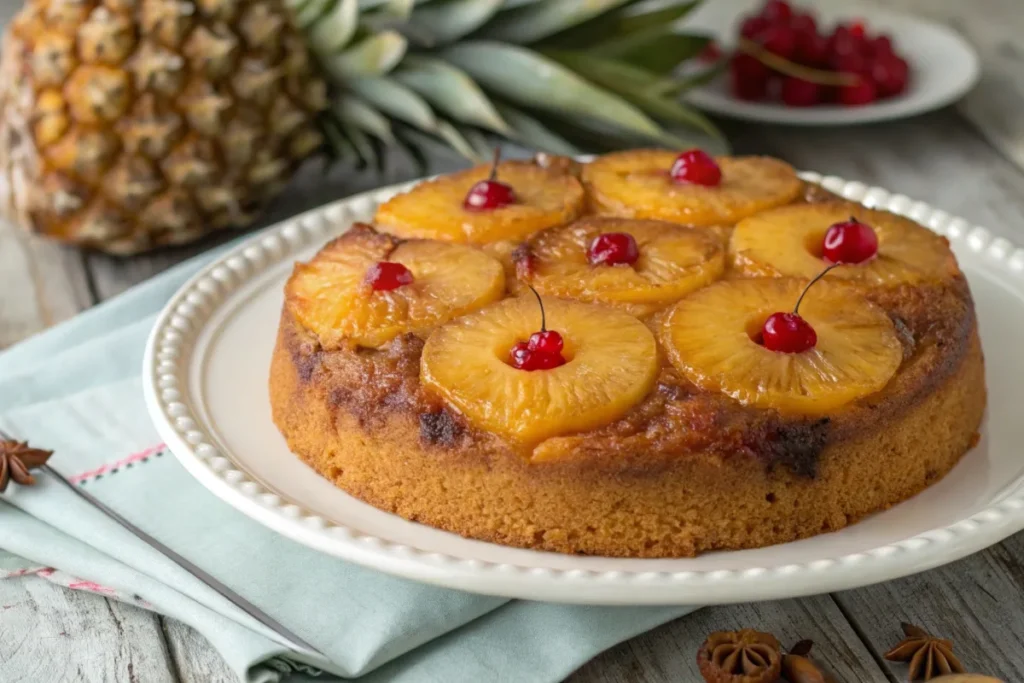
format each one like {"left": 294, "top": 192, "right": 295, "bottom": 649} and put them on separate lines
{"left": 0, "top": 577, "right": 175, "bottom": 683}
{"left": 0, "top": 221, "right": 91, "bottom": 349}
{"left": 568, "top": 596, "right": 889, "bottom": 682}
{"left": 835, "top": 534, "right": 1024, "bottom": 682}
{"left": 162, "top": 617, "right": 236, "bottom": 683}
{"left": 892, "top": 0, "right": 1024, "bottom": 175}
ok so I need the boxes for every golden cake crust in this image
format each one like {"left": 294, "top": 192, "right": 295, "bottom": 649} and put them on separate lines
{"left": 270, "top": 269, "right": 985, "bottom": 556}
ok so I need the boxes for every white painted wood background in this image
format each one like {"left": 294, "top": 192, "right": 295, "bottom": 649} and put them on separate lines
{"left": 3, "top": 0, "right": 1024, "bottom": 680}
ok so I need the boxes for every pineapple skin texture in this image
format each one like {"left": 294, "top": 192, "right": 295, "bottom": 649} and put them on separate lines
{"left": 0, "top": 0, "right": 328, "bottom": 254}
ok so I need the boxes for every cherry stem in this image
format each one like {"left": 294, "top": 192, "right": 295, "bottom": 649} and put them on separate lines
{"left": 489, "top": 146, "right": 502, "bottom": 182}
{"left": 737, "top": 37, "right": 860, "bottom": 86}
{"left": 793, "top": 263, "right": 840, "bottom": 315}
{"left": 527, "top": 284, "right": 546, "bottom": 332}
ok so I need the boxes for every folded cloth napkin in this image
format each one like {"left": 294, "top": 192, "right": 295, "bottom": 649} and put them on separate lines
{"left": 0, "top": 235, "right": 695, "bottom": 682}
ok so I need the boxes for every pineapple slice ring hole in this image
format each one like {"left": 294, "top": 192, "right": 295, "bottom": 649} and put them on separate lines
{"left": 803, "top": 229, "right": 828, "bottom": 260}
{"left": 744, "top": 314, "right": 771, "bottom": 346}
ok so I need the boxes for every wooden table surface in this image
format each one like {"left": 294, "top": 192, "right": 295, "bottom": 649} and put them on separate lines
{"left": 4, "top": 1, "right": 1024, "bottom": 681}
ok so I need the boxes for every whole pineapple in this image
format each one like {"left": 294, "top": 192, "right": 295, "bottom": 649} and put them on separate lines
{"left": 0, "top": 0, "right": 328, "bottom": 253}
{"left": 0, "top": 0, "right": 720, "bottom": 254}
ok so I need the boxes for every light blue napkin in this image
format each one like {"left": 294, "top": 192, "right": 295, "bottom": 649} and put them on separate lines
{"left": 0, "top": 233, "right": 695, "bottom": 682}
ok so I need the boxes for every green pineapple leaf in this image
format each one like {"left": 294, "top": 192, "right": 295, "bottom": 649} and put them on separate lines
{"left": 320, "top": 30, "right": 408, "bottom": 79}
{"left": 295, "top": 0, "right": 334, "bottom": 30}
{"left": 347, "top": 76, "right": 438, "bottom": 132}
{"left": 457, "top": 125, "right": 496, "bottom": 160}
{"left": 442, "top": 41, "right": 668, "bottom": 142}
{"left": 332, "top": 94, "right": 396, "bottom": 142}
{"left": 412, "top": 0, "right": 504, "bottom": 45}
{"left": 477, "top": 0, "right": 633, "bottom": 44}
{"left": 494, "top": 102, "right": 582, "bottom": 156}
{"left": 394, "top": 56, "right": 510, "bottom": 134}
{"left": 434, "top": 120, "right": 486, "bottom": 161}
{"left": 297, "top": 0, "right": 723, "bottom": 160}
{"left": 540, "top": 0, "right": 702, "bottom": 49}
{"left": 543, "top": 50, "right": 721, "bottom": 141}
{"left": 653, "top": 63, "right": 727, "bottom": 98}
{"left": 596, "top": 30, "right": 711, "bottom": 75}
{"left": 321, "top": 116, "right": 358, "bottom": 163}
{"left": 307, "top": 0, "right": 359, "bottom": 54}
{"left": 393, "top": 125, "right": 432, "bottom": 175}
{"left": 338, "top": 121, "right": 379, "bottom": 169}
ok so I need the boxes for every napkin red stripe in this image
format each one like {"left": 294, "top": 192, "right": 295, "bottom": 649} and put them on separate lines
{"left": 68, "top": 443, "right": 166, "bottom": 484}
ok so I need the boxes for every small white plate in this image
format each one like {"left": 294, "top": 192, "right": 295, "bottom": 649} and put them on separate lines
{"left": 685, "top": 1, "right": 980, "bottom": 125}
{"left": 144, "top": 173, "right": 1024, "bottom": 606}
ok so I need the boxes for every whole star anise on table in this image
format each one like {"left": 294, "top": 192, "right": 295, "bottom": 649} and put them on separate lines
{"left": 698, "top": 628, "right": 783, "bottom": 683}
{"left": 0, "top": 440, "right": 53, "bottom": 492}
{"left": 884, "top": 622, "right": 966, "bottom": 681}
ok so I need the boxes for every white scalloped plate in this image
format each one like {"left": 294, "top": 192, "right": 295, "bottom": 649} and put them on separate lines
{"left": 144, "top": 172, "right": 1024, "bottom": 605}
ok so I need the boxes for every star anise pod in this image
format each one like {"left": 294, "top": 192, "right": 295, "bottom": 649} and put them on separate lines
{"left": 884, "top": 622, "right": 966, "bottom": 681}
{"left": 0, "top": 440, "right": 53, "bottom": 493}
{"left": 698, "top": 629, "right": 782, "bottom": 683}
{"left": 781, "top": 640, "right": 839, "bottom": 683}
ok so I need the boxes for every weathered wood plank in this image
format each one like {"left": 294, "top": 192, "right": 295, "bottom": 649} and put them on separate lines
{"left": 835, "top": 532, "right": 1024, "bottom": 682}
{"left": 0, "top": 577, "right": 176, "bottom": 683}
{"left": 0, "top": 221, "right": 91, "bottom": 349}
{"left": 568, "top": 596, "right": 888, "bottom": 682}
{"left": 161, "top": 617, "right": 235, "bottom": 683}
{"left": 891, "top": 0, "right": 1024, "bottom": 174}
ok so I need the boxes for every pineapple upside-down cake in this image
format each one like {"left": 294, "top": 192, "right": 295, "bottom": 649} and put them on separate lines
{"left": 270, "top": 149, "right": 985, "bottom": 558}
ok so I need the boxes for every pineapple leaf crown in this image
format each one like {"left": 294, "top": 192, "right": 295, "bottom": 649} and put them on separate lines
{"left": 292, "top": 0, "right": 726, "bottom": 172}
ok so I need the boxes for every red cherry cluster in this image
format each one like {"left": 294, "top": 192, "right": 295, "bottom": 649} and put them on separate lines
{"left": 761, "top": 217, "right": 879, "bottom": 353}
{"left": 731, "top": 0, "right": 910, "bottom": 107}
{"left": 464, "top": 147, "right": 516, "bottom": 211}
{"left": 509, "top": 287, "right": 567, "bottom": 371}
{"left": 365, "top": 261, "right": 413, "bottom": 291}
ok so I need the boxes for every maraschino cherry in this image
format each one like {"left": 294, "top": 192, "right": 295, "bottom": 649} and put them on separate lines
{"left": 670, "top": 149, "right": 722, "bottom": 186}
{"left": 509, "top": 286, "right": 567, "bottom": 371}
{"left": 464, "top": 147, "right": 516, "bottom": 211}
{"left": 365, "top": 261, "right": 413, "bottom": 291}
{"left": 760, "top": 264, "right": 839, "bottom": 354}
{"left": 822, "top": 216, "right": 878, "bottom": 264}
{"left": 588, "top": 232, "right": 639, "bottom": 266}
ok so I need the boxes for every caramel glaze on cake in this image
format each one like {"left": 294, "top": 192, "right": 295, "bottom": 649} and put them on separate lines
{"left": 270, "top": 159, "right": 986, "bottom": 558}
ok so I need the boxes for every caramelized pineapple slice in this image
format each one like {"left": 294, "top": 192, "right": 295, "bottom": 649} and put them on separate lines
{"left": 730, "top": 202, "right": 959, "bottom": 285}
{"left": 518, "top": 217, "right": 725, "bottom": 314}
{"left": 374, "top": 160, "right": 585, "bottom": 244}
{"left": 421, "top": 296, "right": 658, "bottom": 445}
{"left": 582, "top": 150, "right": 802, "bottom": 226}
{"left": 285, "top": 225, "right": 504, "bottom": 349}
{"left": 661, "top": 279, "right": 902, "bottom": 415}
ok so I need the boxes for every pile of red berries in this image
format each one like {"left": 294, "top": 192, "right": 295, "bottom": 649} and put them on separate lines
{"left": 729, "top": 0, "right": 910, "bottom": 107}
